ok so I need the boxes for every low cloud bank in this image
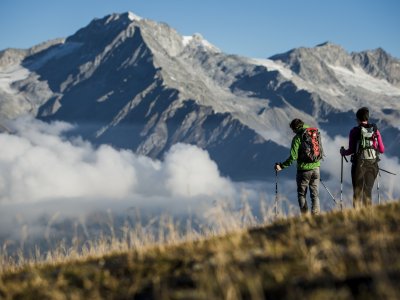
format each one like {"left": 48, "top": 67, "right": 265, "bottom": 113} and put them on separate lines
{"left": 0, "top": 117, "right": 235, "bottom": 247}
{"left": 0, "top": 117, "right": 399, "bottom": 254}
{"left": 0, "top": 117, "right": 234, "bottom": 205}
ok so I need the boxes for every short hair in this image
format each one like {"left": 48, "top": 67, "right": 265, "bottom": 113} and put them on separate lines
{"left": 356, "top": 107, "right": 369, "bottom": 121}
{"left": 289, "top": 118, "right": 304, "bottom": 131}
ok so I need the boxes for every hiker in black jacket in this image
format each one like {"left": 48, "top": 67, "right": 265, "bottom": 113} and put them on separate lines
{"left": 340, "top": 107, "right": 385, "bottom": 208}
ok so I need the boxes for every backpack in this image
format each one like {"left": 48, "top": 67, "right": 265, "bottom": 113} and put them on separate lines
{"left": 356, "top": 124, "right": 378, "bottom": 160}
{"left": 298, "top": 127, "right": 324, "bottom": 163}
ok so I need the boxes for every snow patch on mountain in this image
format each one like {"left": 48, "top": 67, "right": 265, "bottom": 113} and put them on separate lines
{"left": 248, "top": 57, "right": 346, "bottom": 100}
{"left": 328, "top": 64, "right": 400, "bottom": 96}
{"left": 128, "top": 12, "right": 142, "bottom": 21}
{"left": 182, "top": 34, "right": 221, "bottom": 53}
{"left": 249, "top": 58, "right": 294, "bottom": 79}
{"left": 0, "top": 65, "right": 30, "bottom": 95}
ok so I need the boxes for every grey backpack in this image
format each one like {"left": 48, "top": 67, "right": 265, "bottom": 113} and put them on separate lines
{"left": 356, "top": 124, "right": 378, "bottom": 159}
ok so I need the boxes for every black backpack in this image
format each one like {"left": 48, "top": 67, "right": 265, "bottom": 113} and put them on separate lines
{"left": 298, "top": 127, "right": 324, "bottom": 163}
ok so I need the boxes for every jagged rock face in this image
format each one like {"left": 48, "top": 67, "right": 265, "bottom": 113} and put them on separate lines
{"left": 352, "top": 48, "right": 400, "bottom": 87}
{"left": 270, "top": 43, "right": 354, "bottom": 82}
{"left": 1, "top": 12, "right": 400, "bottom": 180}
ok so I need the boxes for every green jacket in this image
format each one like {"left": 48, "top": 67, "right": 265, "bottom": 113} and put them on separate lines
{"left": 281, "top": 124, "right": 321, "bottom": 170}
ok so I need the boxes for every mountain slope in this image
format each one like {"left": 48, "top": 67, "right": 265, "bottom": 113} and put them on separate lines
{"left": 1, "top": 12, "right": 400, "bottom": 179}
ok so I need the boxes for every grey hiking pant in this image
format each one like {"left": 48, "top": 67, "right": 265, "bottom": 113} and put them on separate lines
{"left": 296, "top": 168, "right": 320, "bottom": 215}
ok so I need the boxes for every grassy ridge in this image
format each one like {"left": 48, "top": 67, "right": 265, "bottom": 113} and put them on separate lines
{"left": 1, "top": 202, "right": 400, "bottom": 299}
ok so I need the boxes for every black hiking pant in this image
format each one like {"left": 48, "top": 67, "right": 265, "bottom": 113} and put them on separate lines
{"left": 351, "top": 159, "right": 379, "bottom": 208}
{"left": 296, "top": 168, "right": 320, "bottom": 215}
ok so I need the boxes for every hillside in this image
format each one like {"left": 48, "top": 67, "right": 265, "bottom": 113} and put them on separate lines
{"left": 1, "top": 201, "right": 400, "bottom": 299}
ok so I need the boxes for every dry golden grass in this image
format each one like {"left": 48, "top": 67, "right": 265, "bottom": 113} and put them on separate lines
{"left": 1, "top": 200, "right": 400, "bottom": 299}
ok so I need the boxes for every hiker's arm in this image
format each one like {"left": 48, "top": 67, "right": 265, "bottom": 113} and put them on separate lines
{"left": 281, "top": 135, "right": 300, "bottom": 169}
{"left": 341, "top": 128, "right": 357, "bottom": 156}
{"left": 375, "top": 130, "right": 385, "bottom": 154}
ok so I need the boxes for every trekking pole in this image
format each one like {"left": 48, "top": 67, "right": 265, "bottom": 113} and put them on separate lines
{"left": 378, "top": 168, "right": 397, "bottom": 176}
{"left": 275, "top": 169, "right": 278, "bottom": 218}
{"left": 377, "top": 170, "right": 381, "bottom": 205}
{"left": 340, "top": 149, "right": 346, "bottom": 211}
{"left": 320, "top": 179, "right": 337, "bottom": 205}
{"left": 376, "top": 165, "right": 396, "bottom": 205}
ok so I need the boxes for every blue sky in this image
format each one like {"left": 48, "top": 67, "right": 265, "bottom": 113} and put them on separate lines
{"left": 1, "top": 0, "right": 399, "bottom": 58}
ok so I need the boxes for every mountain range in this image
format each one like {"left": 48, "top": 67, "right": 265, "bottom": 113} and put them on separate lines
{"left": 1, "top": 11, "right": 400, "bottom": 180}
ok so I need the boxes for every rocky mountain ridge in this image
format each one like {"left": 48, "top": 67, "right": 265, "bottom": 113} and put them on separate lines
{"left": 1, "top": 12, "right": 399, "bottom": 180}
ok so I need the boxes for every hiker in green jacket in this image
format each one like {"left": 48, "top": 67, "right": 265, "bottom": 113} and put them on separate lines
{"left": 274, "top": 119, "right": 322, "bottom": 215}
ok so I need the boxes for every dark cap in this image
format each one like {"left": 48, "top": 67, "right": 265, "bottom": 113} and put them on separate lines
{"left": 289, "top": 118, "right": 304, "bottom": 131}
{"left": 356, "top": 107, "right": 369, "bottom": 122}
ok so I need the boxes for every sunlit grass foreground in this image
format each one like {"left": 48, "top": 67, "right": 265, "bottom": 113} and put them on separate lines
{"left": 1, "top": 200, "right": 400, "bottom": 299}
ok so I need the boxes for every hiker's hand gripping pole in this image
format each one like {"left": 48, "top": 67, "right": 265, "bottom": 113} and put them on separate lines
{"left": 274, "top": 163, "right": 282, "bottom": 172}
{"left": 340, "top": 146, "right": 348, "bottom": 163}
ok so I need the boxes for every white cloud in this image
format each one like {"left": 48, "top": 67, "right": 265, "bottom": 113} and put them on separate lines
{"left": 0, "top": 117, "right": 234, "bottom": 205}
{"left": 0, "top": 118, "right": 137, "bottom": 202}
{"left": 0, "top": 117, "right": 238, "bottom": 248}
{"left": 164, "top": 143, "right": 234, "bottom": 198}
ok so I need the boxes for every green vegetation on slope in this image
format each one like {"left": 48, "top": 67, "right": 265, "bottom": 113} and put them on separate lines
{"left": 1, "top": 202, "right": 400, "bottom": 299}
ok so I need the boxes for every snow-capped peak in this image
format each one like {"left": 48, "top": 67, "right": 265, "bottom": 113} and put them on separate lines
{"left": 127, "top": 12, "right": 142, "bottom": 22}
{"left": 182, "top": 33, "right": 220, "bottom": 53}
